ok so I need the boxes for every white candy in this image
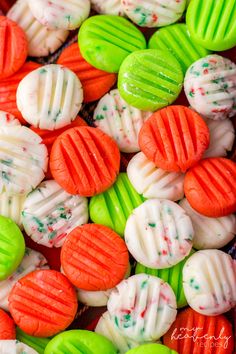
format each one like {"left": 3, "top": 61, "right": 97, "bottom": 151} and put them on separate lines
{"left": 125, "top": 199, "right": 193, "bottom": 269}
{"left": 0, "top": 126, "right": 48, "bottom": 194}
{"left": 107, "top": 274, "right": 177, "bottom": 341}
{"left": 17, "top": 64, "right": 83, "bottom": 130}
{"left": 22, "top": 180, "right": 88, "bottom": 248}
{"left": 179, "top": 198, "right": 236, "bottom": 249}
{"left": 0, "top": 111, "right": 20, "bottom": 126}
{"left": 183, "top": 250, "right": 236, "bottom": 316}
{"left": 28, "top": 0, "right": 90, "bottom": 30}
{"left": 0, "top": 192, "right": 26, "bottom": 228}
{"left": 185, "top": 55, "right": 236, "bottom": 120}
{"left": 91, "top": 0, "right": 124, "bottom": 15}
{"left": 0, "top": 341, "right": 39, "bottom": 354}
{"left": 127, "top": 152, "right": 185, "bottom": 200}
{"left": 0, "top": 248, "right": 48, "bottom": 311}
{"left": 94, "top": 90, "right": 151, "bottom": 153}
{"left": 121, "top": 0, "right": 186, "bottom": 27}
{"left": 7, "top": 0, "right": 69, "bottom": 57}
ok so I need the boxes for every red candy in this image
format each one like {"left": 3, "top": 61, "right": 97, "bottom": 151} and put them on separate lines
{"left": 0, "top": 309, "right": 15, "bottom": 339}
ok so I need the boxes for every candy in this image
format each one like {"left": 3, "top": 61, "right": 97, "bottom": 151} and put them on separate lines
{"left": 186, "top": 0, "right": 236, "bottom": 51}
{"left": 0, "top": 340, "right": 39, "bottom": 354}
{"left": 16, "top": 328, "right": 50, "bottom": 354}
{"left": 16, "top": 64, "right": 83, "bottom": 130}
{"left": 126, "top": 343, "right": 178, "bottom": 354}
{"left": 184, "top": 158, "right": 236, "bottom": 217}
{"left": 184, "top": 55, "right": 236, "bottom": 120}
{"left": 118, "top": 49, "right": 183, "bottom": 111}
{"left": 121, "top": 0, "right": 186, "bottom": 28}
{"left": 91, "top": 0, "right": 124, "bottom": 15}
{"left": 135, "top": 250, "right": 195, "bottom": 308}
{"left": 0, "top": 248, "right": 48, "bottom": 311}
{"left": 78, "top": 15, "right": 146, "bottom": 73}
{"left": 107, "top": 274, "right": 177, "bottom": 341}
{"left": 0, "top": 309, "right": 15, "bottom": 339}
{"left": 22, "top": 180, "right": 89, "bottom": 248}
{"left": 28, "top": 0, "right": 90, "bottom": 30}
{"left": 61, "top": 224, "right": 129, "bottom": 290}
{"left": 9, "top": 269, "right": 78, "bottom": 337}
{"left": 163, "top": 307, "right": 234, "bottom": 354}
{"left": 0, "top": 192, "right": 26, "bottom": 228}
{"left": 7, "top": 0, "right": 69, "bottom": 57}
{"left": 57, "top": 43, "right": 117, "bottom": 103}
{"left": 139, "top": 105, "right": 209, "bottom": 172}
{"left": 127, "top": 152, "right": 185, "bottom": 201}
{"left": 44, "top": 330, "right": 117, "bottom": 354}
{"left": 148, "top": 23, "right": 210, "bottom": 73}
{"left": 0, "top": 110, "right": 20, "bottom": 126}
{"left": 183, "top": 250, "right": 236, "bottom": 316}
{"left": 50, "top": 126, "right": 120, "bottom": 196}
{"left": 0, "top": 125, "right": 48, "bottom": 194}
{"left": 89, "top": 173, "right": 145, "bottom": 236}
{"left": 180, "top": 198, "right": 236, "bottom": 250}
{"left": 0, "top": 216, "right": 25, "bottom": 281}
{"left": 94, "top": 89, "right": 151, "bottom": 152}
{"left": 0, "top": 16, "right": 27, "bottom": 79}
{"left": 125, "top": 199, "right": 193, "bottom": 269}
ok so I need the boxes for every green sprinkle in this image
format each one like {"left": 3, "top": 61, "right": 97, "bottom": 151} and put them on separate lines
{"left": 39, "top": 68, "right": 47, "bottom": 74}
{"left": 141, "top": 280, "right": 148, "bottom": 289}
{"left": 0, "top": 159, "right": 13, "bottom": 166}
{"left": 2, "top": 171, "right": 10, "bottom": 182}
{"left": 202, "top": 62, "right": 209, "bottom": 67}
{"left": 102, "top": 105, "right": 108, "bottom": 111}
{"left": 148, "top": 223, "right": 156, "bottom": 227}
{"left": 95, "top": 114, "right": 104, "bottom": 120}
{"left": 115, "top": 316, "right": 119, "bottom": 327}
{"left": 48, "top": 231, "right": 57, "bottom": 240}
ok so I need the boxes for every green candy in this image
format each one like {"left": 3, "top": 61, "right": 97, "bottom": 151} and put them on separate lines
{"left": 186, "top": 0, "right": 236, "bottom": 51}
{"left": 135, "top": 250, "right": 195, "bottom": 308}
{"left": 0, "top": 216, "right": 25, "bottom": 280}
{"left": 78, "top": 15, "right": 146, "bottom": 73}
{"left": 125, "top": 343, "right": 178, "bottom": 354}
{"left": 118, "top": 49, "right": 183, "bottom": 111}
{"left": 44, "top": 330, "right": 117, "bottom": 354}
{"left": 89, "top": 173, "right": 145, "bottom": 236}
{"left": 148, "top": 24, "right": 210, "bottom": 74}
{"left": 16, "top": 327, "right": 50, "bottom": 354}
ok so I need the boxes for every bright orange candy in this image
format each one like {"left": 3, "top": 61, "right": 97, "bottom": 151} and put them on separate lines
{"left": 0, "top": 16, "right": 28, "bottom": 79}
{"left": 57, "top": 43, "right": 117, "bottom": 103}
{"left": 61, "top": 224, "right": 129, "bottom": 291}
{"left": 184, "top": 157, "right": 236, "bottom": 217}
{"left": 50, "top": 126, "right": 120, "bottom": 196}
{"left": 0, "top": 309, "right": 15, "bottom": 339}
{"left": 139, "top": 105, "right": 209, "bottom": 172}
{"left": 163, "top": 307, "right": 234, "bottom": 354}
{"left": 8, "top": 269, "right": 78, "bottom": 337}
{"left": 0, "top": 61, "right": 41, "bottom": 123}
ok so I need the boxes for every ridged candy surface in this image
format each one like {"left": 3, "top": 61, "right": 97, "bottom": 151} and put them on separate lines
{"left": 0, "top": 340, "right": 38, "bottom": 354}
{"left": 91, "top": 0, "right": 124, "bottom": 15}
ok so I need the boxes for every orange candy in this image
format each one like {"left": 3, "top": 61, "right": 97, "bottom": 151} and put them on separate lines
{"left": 0, "top": 309, "right": 15, "bottom": 339}
{"left": 184, "top": 157, "right": 236, "bottom": 217}
{"left": 139, "top": 106, "right": 209, "bottom": 172}
{"left": 0, "top": 16, "right": 28, "bottom": 79}
{"left": 61, "top": 224, "right": 129, "bottom": 291}
{"left": 163, "top": 307, "right": 234, "bottom": 354}
{"left": 57, "top": 43, "right": 117, "bottom": 103}
{"left": 50, "top": 126, "right": 120, "bottom": 196}
{"left": 9, "top": 269, "right": 78, "bottom": 337}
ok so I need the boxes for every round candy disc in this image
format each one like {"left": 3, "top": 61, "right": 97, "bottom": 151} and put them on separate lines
{"left": 16, "top": 327, "right": 50, "bottom": 354}
{"left": 107, "top": 274, "right": 177, "bottom": 341}
{"left": 61, "top": 224, "right": 129, "bottom": 290}
{"left": 184, "top": 157, "right": 236, "bottom": 217}
{"left": 78, "top": 15, "right": 146, "bottom": 73}
{"left": 118, "top": 49, "right": 183, "bottom": 111}
{"left": 9, "top": 269, "right": 78, "bottom": 337}
{"left": 0, "top": 16, "right": 27, "bottom": 79}
{"left": 183, "top": 250, "right": 236, "bottom": 315}
{"left": 126, "top": 343, "right": 178, "bottom": 354}
{"left": 91, "top": 0, "right": 124, "bottom": 15}
{"left": 0, "top": 309, "right": 15, "bottom": 339}
{"left": 139, "top": 105, "right": 209, "bottom": 172}
{"left": 16, "top": 64, "right": 83, "bottom": 130}
{"left": 0, "top": 340, "right": 38, "bottom": 354}
{"left": 186, "top": 0, "right": 236, "bottom": 51}
{"left": 50, "top": 126, "right": 120, "bottom": 196}
{"left": 0, "top": 216, "right": 25, "bottom": 281}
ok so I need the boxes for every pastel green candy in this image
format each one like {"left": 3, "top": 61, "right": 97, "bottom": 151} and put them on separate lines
{"left": 118, "top": 49, "right": 183, "bottom": 111}
{"left": 148, "top": 24, "right": 210, "bottom": 73}
{"left": 44, "top": 330, "right": 117, "bottom": 354}
{"left": 135, "top": 250, "right": 195, "bottom": 308}
{"left": 125, "top": 343, "right": 178, "bottom": 354}
{"left": 78, "top": 15, "right": 146, "bottom": 73}
{"left": 89, "top": 173, "right": 145, "bottom": 236}
{"left": 16, "top": 327, "right": 50, "bottom": 354}
{"left": 0, "top": 216, "right": 25, "bottom": 280}
{"left": 186, "top": 0, "right": 236, "bottom": 51}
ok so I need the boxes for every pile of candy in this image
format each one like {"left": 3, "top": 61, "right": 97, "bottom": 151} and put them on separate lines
{"left": 0, "top": 0, "right": 236, "bottom": 353}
